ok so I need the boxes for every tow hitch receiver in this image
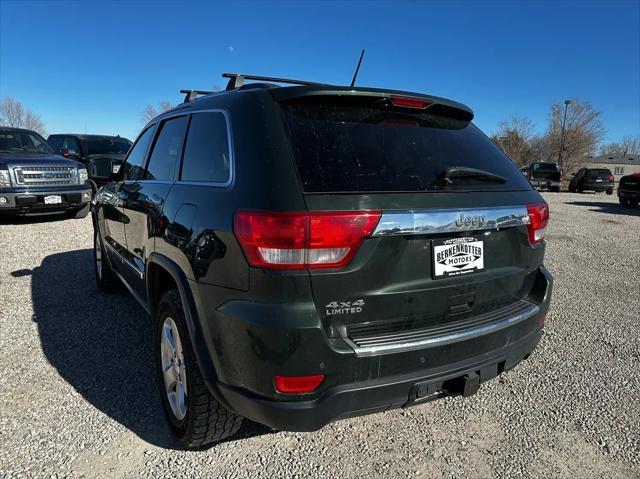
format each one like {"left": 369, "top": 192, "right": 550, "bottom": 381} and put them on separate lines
{"left": 410, "top": 370, "right": 482, "bottom": 406}
{"left": 461, "top": 372, "right": 480, "bottom": 397}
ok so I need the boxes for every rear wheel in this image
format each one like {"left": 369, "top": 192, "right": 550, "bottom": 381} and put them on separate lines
{"left": 620, "top": 197, "right": 630, "bottom": 207}
{"left": 606, "top": 189, "right": 613, "bottom": 195}
{"left": 94, "top": 229, "right": 120, "bottom": 292}
{"left": 156, "top": 290, "right": 243, "bottom": 448}
{"left": 551, "top": 186, "right": 561, "bottom": 193}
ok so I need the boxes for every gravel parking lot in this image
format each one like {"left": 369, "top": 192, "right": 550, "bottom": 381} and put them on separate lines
{"left": 1, "top": 192, "right": 638, "bottom": 479}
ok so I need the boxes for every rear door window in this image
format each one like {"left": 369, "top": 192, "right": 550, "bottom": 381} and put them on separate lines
{"left": 279, "top": 97, "right": 532, "bottom": 193}
{"left": 180, "top": 112, "right": 231, "bottom": 183}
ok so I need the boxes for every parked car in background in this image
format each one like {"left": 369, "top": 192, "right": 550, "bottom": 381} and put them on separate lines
{"left": 521, "top": 162, "right": 561, "bottom": 192}
{"left": 618, "top": 172, "right": 640, "bottom": 207}
{"left": 47, "top": 134, "right": 132, "bottom": 188}
{"left": 568, "top": 167, "right": 614, "bottom": 194}
{"left": 0, "top": 127, "right": 91, "bottom": 218}
{"left": 92, "top": 74, "right": 552, "bottom": 448}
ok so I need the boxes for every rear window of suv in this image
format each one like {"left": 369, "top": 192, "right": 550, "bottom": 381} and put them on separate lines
{"left": 279, "top": 97, "right": 532, "bottom": 193}
{"left": 587, "top": 169, "right": 612, "bottom": 176}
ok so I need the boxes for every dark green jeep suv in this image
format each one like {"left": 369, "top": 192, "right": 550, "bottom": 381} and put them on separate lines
{"left": 91, "top": 74, "right": 553, "bottom": 448}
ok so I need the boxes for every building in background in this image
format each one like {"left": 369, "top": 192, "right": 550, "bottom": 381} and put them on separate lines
{"left": 572, "top": 155, "right": 640, "bottom": 183}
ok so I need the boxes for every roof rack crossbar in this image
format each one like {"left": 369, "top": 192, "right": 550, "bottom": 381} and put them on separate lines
{"left": 180, "top": 89, "right": 214, "bottom": 103}
{"left": 222, "top": 73, "right": 327, "bottom": 90}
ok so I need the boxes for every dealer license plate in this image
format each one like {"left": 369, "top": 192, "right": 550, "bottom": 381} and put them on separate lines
{"left": 44, "top": 195, "right": 62, "bottom": 205}
{"left": 433, "top": 237, "right": 484, "bottom": 278}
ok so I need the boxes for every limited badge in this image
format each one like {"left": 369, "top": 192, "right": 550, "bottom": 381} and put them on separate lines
{"left": 433, "top": 237, "right": 484, "bottom": 278}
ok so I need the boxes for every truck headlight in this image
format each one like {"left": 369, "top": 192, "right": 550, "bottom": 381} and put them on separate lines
{"left": 78, "top": 167, "right": 89, "bottom": 184}
{"left": 0, "top": 169, "right": 11, "bottom": 188}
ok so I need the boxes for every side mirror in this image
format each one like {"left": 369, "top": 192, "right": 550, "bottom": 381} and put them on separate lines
{"left": 60, "top": 148, "right": 81, "bottom": 160}
{"left": 87, "top": 157, "right": 123, "bottom": 182}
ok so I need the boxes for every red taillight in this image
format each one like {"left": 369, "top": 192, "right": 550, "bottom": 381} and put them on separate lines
{"left": 526, "top": 202, "right": 549, "bottom": 245}
{"left": 234, "top": 211, "right": 381, "bottom": 269}
{"left": 584, "top": 176, "right": 592, "bottom": 181}
{"left": 608, "top": 175, "right": 614, "bottom": 181}
{"left": 390, "top": 96, "right": 432, "bottom": 109}
{"left": 538, "top": 314, "right": 546, "bottom": 327}
{"left": 274, "top": 374, "right": 325, "bottom": 394}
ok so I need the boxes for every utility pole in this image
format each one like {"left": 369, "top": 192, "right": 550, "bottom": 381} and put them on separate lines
{"left": 558, "top": 99, "right": 572, "bottom": 169}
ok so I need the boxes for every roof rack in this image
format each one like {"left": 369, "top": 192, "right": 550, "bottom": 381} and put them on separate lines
{"left": 180, "top": 89, "right": 215, "bottom": 103}
{"left": 222, "top": 73, "right": 328, "bottom": 91}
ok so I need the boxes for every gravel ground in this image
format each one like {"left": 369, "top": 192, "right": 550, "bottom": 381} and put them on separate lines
{"left": 1, "top": 192, "right": 639, "bottom": 479}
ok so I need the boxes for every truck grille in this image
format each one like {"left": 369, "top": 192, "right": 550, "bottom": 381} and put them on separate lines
{"left": 13, "top": 166, "right": 78, "bottom": 186}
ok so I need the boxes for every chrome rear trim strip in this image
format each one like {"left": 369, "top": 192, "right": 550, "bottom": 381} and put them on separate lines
{"left": 372, "top": 205, "right": 530, "bottom": 237}
{"left": 347, "top": 303, "right": 540, "bottom": 357}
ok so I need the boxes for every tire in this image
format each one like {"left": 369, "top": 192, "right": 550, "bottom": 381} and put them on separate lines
{"left": 94, "top": 229, "right": 120, "bottom": 292}
{"left": 577, "top": 187, "right": 583, "bottom": 194}
{"left": 156, "top": 290, "right": 242, "bottom": 448}
{"left": 551, "top": 186, "right": 561, "bottom": 193}
{"left": 606, "top": 189, "right": 613, "bottom": 196}
{"left": 568, "top": 185, "right": 575, "bottom": 193}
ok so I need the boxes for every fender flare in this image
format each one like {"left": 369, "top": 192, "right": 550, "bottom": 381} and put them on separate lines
{"left": 146, "top": 252, "right": 234, "bottom": 411}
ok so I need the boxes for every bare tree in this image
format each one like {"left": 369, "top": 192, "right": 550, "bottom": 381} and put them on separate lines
{"left": 547, "top": 98, "right": 604, "bottom": 171}
{"left": 0, "top": 97, "right": 47, "bottom": 136}
{"left": 599, "top": 135, "right": 640, "bottom": 156}
{"left": 141, "top": 101, "right": 173, "bottom": 124}
{"left": 490, "top": 116, "right": 535, "bottom": 167}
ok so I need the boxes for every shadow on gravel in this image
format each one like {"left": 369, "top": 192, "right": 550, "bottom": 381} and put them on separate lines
{"left": 565, "top": 201, "right": 640, "bottom": 217}
{"left": 30, "top": 248, "right": 272, "bottom": 450}
{"left": 0, "top": 213, "right": 70, "bottom": 225}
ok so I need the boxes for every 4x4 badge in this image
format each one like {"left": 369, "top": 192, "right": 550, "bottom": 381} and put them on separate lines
{"left": 325, "top": 299, "right": 365, "bottom": 316}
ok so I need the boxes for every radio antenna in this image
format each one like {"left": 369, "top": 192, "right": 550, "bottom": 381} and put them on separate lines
{"left": 350, "top": 49, "right": 365, "bottom": 88}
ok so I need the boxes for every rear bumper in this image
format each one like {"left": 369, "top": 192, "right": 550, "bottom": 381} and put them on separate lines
{"left": 218, "top": 328, "right": 541, "bottom": 431}
{"left": 582, "top": 182, "right": 613, "bottom": 191}
{"left": 530, "top": 179, "right": 560, "bottom": 189}
{"left": 0, "top": 188, "right": 91, "bottom": 215}
{"left": 200, "top": 265, "right": 553, "bottom": 431}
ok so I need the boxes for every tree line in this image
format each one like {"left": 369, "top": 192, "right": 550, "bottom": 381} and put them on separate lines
{"left": 490, "top": 98, "right": 640, "bottom": 172}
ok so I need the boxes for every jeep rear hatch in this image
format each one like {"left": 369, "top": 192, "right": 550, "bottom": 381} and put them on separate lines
{"left": 267, "top": 92, "right": 545, "bottom": 354}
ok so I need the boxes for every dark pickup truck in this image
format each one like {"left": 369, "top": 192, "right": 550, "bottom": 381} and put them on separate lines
{"left": 0, "top": 127, "right": 91, "bottom": 218}
{"left": 47, "top": 134, "right": 132, "bottom": 189}
{"left": 618, "top": 172, "right": 640, "bottom": 207}
{"left": 522, "top": 162, "right": 561, "bottom": 192}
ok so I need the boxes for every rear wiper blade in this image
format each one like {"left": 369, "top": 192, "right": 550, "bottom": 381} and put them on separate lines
{"left": 435, "top": 166, "right": 507, "bottom": 186}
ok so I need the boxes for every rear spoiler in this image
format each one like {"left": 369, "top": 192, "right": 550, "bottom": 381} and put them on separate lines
{"left": 269, "top": 85, "right": 474, "bottom": 122}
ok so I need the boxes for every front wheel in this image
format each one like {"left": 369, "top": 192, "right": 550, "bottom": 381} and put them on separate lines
{"left": 156, "top": 290, "right": 243, "bottom": 448}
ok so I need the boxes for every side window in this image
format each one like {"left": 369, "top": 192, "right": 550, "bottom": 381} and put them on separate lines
{"left": 63, "top": 137, "right": 81, "bottom": 153}
{"left": 145, "top": 116, "right": 189, "bottom": 181}
{"left": 122, "top": 126, "right": 156, "bottom": 181}
{"left": 181, "top": 112, "right": 231, "bottom": 183}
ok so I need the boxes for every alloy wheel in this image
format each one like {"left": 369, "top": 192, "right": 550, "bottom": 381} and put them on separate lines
{"left": 160, "top": 317, "right": 188, "bottom": 420}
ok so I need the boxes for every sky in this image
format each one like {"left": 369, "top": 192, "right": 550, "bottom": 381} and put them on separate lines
{"left": 1, "top": 0, "right": 639, "bottom": 144}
